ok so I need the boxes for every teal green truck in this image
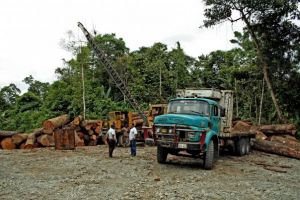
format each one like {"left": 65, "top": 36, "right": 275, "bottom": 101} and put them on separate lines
{"left": 153, "top": 88, "right": 254, "bottom": 169}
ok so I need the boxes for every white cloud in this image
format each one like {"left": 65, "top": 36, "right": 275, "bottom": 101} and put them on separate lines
{"left": 0, "top": 0, "right": 243, "bottom": 90}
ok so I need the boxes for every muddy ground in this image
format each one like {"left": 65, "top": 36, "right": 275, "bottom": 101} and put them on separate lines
{"left": 0, "top": 145, "right": 299, "bottom": 200}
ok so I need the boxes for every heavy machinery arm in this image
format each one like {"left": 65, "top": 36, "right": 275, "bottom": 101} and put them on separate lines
{"left": 77, "top": 22, "right": 146, "bottom": 121}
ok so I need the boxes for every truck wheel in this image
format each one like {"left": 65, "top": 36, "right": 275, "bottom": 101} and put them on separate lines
{"left": 118, "top": 135, "right": 124, "bottom": 147}
{"left": 203, "top": 141, "right": 214, "bottom": 170}
{"left": 157, "top": 145, "right": 168, "bottom": 163}
{"left": 245, "top": 138, "right": 250, "bottom": 155}
{"left": 235, "top": 137, "right": 246, "bottom": 156}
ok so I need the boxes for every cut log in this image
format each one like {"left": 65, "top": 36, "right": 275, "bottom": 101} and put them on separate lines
{"left": 81, "top": 120, "right": 102, "bottom": 131}
{"left": 75, "top": 132, "right": 85, "bottom": 147}
{"left": 255, "top": 131, "right": 268, "bottom": 140}
{"left": 102, "top": 134, "right": 108, "bottom": 145}
{"left": 0, "top": 131, "right": 18, "bottom": 139}
{"left": 54, "top": 127, "right": 75, "bottom": 150}
{"left": 83, "top": 134, "right": 90, "bottom": 146}
{"left": 253, "top": 139, "right": 300, "bottom": 160}
{"left": 77, "top": 132, "right": 84, "bottom": 139}
{"left": 257, "top": 124, "right": 297, "bottom": 135}
{"left": 233, "top": 119, "right": 253, "bottom": 126}
{"left": 88, "top": 134, "right": 97, "bottom": 146}
{"left": 95, "top": 126, "right": 101, "bottom": 135}
{"left": 71, "top": 115, "right": 83, "bottom": 126}
{"left": 231, "top": 121, "right": 251, "bottom": 133}
{"left": 12, "top": 133, "right": 28, "bottom": 146}
{"left": 43, "top": 114, "right": 70, "bottom": 134}
{"left": 270, "top": 135, "right": 300, "bottom": 149}
{"left": 1, "top": 138, "right": 16, "bottom": 150}
{"left": 37, "top": 134, "right": 54, "bottom": 147}
{"left": 19, "top": 142, "right": 26, "bottom": 149}
{"left": 24, "top": 128, "right": 43, "bottom": 149}
{"left": 88, "top": 130, "right": 94, "bottom": 136}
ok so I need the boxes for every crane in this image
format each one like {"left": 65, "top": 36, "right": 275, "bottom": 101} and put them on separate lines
{"left": 77, "top": 22, "right": 146, "bottom": 123}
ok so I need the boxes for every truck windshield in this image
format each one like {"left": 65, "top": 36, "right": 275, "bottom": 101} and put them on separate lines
{"left": 167, "top": 100, "right": 210, "bottom": 116}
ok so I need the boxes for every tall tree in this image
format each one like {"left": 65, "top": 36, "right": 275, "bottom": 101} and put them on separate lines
{"left": 23, "top": 75, "right": 49, "bottom": 99}
{"left": 0, "top": 84, "right": 20, "bottom": 111}
{"left": 202, "top": 0, "right": 300, "bottom": 123}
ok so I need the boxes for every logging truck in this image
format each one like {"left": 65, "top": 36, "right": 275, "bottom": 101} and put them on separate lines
{"left": 154, "top": 88, "right": 255, "bottom": 169}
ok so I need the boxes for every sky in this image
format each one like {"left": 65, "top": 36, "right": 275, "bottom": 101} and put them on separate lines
{"left": 0, "top": 0, "right": 243, "bottom": 91}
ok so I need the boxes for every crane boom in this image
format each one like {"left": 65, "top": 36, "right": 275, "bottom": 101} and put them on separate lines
{"left": 77, "top": 22, "right": 145, "bottom": 120}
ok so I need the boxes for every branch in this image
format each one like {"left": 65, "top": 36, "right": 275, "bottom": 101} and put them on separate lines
{"left": 199, "top": 19, "right": 229, "bottom": 29}
{"left": 229, "top": 16, "right": 243, "bottom": 23}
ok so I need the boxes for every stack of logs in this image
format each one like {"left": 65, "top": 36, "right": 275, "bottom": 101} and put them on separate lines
{"left": 251, "top": 124, "right": 300, "bottom": 159}
{"left": 0, "top": 114, "right": 107, "bottom": 150}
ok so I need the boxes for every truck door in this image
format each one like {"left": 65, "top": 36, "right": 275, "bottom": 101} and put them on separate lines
{"left": 211, "top": 105, "right": 220, "bottom": 134}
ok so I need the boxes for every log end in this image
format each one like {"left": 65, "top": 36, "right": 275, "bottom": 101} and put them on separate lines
{"left": 1, "top": 138, "right": 16, "bottom": 150}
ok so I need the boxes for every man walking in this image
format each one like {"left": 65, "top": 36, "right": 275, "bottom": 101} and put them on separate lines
{"left": 107, "top": 124, "right": 116, "bottom": 158}
{"left": 129, "top": 123, "right": 138, "bottom": 156}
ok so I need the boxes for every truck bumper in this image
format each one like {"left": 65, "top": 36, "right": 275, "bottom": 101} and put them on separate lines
{"left": 157, "top": 140, "right": 204, "bottom": 151}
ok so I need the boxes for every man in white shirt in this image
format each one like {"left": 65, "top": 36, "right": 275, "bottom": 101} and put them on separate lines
{"left": 129, "top": 123, "right": 138, "bottom": 156}
{"left": 107, "top": 124, "right": 116, "bottom": 158}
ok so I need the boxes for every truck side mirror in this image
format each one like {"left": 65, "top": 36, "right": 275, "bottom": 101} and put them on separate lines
{"left": 221, "top": 108, "right": 226, "bottom": 117}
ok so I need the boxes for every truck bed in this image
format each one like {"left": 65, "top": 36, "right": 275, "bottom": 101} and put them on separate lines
{"left": 219, "top": 131, "right": 255, "bottom": 138}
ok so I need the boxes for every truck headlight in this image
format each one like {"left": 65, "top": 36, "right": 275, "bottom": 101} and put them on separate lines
{"left": 156, "top": 127, "right": 160, "bottom": 133}
{"left": 188, "top": 132, "right": 195, "bottom": 138}
{"left": 168, "top": 129, "right": 173, "bottom": 134}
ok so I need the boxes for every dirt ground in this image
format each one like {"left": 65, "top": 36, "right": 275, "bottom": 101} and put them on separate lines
{"left": 0, "top": 145, "right": 300, "bottom": 200}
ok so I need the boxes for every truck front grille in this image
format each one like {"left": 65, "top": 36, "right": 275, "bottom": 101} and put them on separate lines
{"left": 156, "top": 125, "right": 194, "bottom": 142}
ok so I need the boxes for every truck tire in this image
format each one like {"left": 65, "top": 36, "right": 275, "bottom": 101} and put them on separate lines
{"left": 118, "top": 135, "right": 124, "bottom": 147}
{"left": 235, "top": 137, "right": 246, "bottom": 156}
{"left": 203, "top": 141, "right": 214, "bottom": 170}
{"left": 157, "top": 145, "right": 168, "bottom": 163}
{"left": 245, "top": 138, "right": 250, "bottom": 155}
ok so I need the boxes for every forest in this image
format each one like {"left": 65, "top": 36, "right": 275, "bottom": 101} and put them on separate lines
{"left": 0, "top": 0, "right": 299, "bottom": 135}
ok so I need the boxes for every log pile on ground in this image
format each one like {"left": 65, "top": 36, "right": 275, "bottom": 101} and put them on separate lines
{"left": 0, "top": 114, "right": 107, "bottom": 150}
{"left": 251, "top": 123, "right": 300, "bottom": 160}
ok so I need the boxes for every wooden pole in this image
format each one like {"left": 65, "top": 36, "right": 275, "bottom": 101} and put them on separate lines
{"left": 81, "top": 64, "right": 86, "bottom": 120}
